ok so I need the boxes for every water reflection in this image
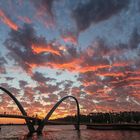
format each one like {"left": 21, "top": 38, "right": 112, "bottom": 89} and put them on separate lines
{"left": 0, "top": 125, "right": 140, "bottom": 140}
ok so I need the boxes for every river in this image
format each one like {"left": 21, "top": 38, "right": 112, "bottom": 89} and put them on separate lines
{"left": 0, "top": 125, "right": 140, "bottom": 140}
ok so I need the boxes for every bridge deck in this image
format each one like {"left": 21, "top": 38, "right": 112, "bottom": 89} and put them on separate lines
{"left": 0, "top": 114, "right": 41, "bottom": 121}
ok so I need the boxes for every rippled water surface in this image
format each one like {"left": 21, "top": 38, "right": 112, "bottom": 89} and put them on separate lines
{"left": 0, "top": 125, "right": 140, "bottom": 140}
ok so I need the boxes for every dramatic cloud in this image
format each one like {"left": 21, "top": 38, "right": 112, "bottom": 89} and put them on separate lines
{"left": 61, "top": 30, "right": 78, "bottom": 45}
{"left": 1, "top": 0, "right": 140, "bottom": 117}
{"left": 31, "top": 71, "right": 56, "bottom": 85}
{"left": 5, "top": 24, "right": 55, "bottom": 73}
{"left": 5, "top": 23, "right": 140, "bottom": 113}
{"left": 0, "top": 8, "right": 19, "bottom": 31}
{"left": 31, "top": 0, "right": 54, "bottom": 17}
{"left": 72, "top": 0, "right": 129, "bottom": 31}
{"left": 32, "top": 43, "right": 62, "bottom": 56}
{"left": 19, "top": 80, "right": 28, "bottom": 89}
{"left": 34, "top": 84, "right": 60, "bottom": 94}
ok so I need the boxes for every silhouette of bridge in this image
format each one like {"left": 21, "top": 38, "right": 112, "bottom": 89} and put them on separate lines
{"left": 0, "top": 114, "right": 83, "bottom": 125}
{"left": 0, "top": 87, "right": 80, "bottom": 135}
{"left": 0, "top": 114, "right": 41, "bottom": 121}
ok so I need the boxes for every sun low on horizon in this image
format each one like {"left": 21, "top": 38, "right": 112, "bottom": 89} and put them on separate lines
{"left": 0, "top": 0, "right": 140, "bottom": 123}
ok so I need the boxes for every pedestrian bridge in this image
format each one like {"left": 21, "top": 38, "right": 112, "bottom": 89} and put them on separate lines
{"left": 0, "top": 114, "right": 41, "bottom": 121}
{"left": 0, "top": 87, "right": 80, "bottom": 135}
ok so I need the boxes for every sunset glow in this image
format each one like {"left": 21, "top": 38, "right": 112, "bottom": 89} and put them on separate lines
{"left": 32, "top": 44, "right": 61, "bottom": 56}
{"left": 0, "top": 0, "right": 140, "bottom": 124}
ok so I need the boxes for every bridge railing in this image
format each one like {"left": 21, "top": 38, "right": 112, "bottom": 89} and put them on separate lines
{"left": 0, "top": 112, "right": 21, "bottom": 115}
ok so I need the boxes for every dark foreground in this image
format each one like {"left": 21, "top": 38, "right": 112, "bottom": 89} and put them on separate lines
{"left": 87, "top": 124, "right": 140, "bottom": 130}
{"left": 0, "top": 125, "right": 140, "bottom": 140}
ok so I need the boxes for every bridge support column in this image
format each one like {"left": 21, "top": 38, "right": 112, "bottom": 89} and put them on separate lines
{"left": 0, "top": 87, "right": 35, "bottom": 135}
{"left": 36, "top": 95, "right": 80, "bottom": 134}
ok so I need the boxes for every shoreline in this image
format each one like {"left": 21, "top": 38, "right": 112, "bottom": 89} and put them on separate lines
{"left": 87, "top": 124, "right": 140, "bottom": 130}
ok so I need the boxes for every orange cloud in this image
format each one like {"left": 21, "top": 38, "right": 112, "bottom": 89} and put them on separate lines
{"left": 0, "top": 9, "right": 18, "bottom": 31}
{"left": 59, "top": 45, "right": 67, "bottom": 52}
{"left": 126, "top": 76, "right": 140, "bottom": 81}
{"left": 85, "top": 90, "right": 96, "bottom": 95}
{"left": 62, "top": 35, "right": 77, "bottom": 45}
{"left": 46, "top": 58, "right": 84, "bottom": 72}
{"left": 78, "top": 64, "right": 111, "bottom": 73}
{"left": 76, "top": 61, "right": 130, "bottom": 74}
{"left": 97, "top": 72, "right": 125, "bottom": 77}
{"left": 83, "top": 81, "right": 97, "bottom": 87}
{"left": 27, "top": 55, "right": 131, "bottom": 75}
{"left": 112, "top": 62, "right": 131, "bottom": 67}
{"left": 32, "top": 43, "right": 61, "bottom": 56}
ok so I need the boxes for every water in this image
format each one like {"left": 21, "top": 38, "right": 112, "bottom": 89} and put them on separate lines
{"left": 0, "top": 125, "right": 140, "bottom": 140}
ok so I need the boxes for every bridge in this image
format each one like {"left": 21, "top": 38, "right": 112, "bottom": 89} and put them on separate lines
{"left": 0, "top": 114, "right": 41, "bottom": 122}
{"left": 0, "top": 87, "right": 80, "bottom": 135}
{"left": 0, "top": 114, "right": 83, "bottom": 125}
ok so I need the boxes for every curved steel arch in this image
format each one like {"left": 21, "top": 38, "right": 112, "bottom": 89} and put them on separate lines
{"left": 37, "top": 95, "right": 80, "bottom": 134}
{"left": 0, "top": 87, "right": 35, "bottom": 134}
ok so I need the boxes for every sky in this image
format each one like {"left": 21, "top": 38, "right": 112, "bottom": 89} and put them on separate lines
{"left": 0, "top": 0, "right": 140, "bottom": 122}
